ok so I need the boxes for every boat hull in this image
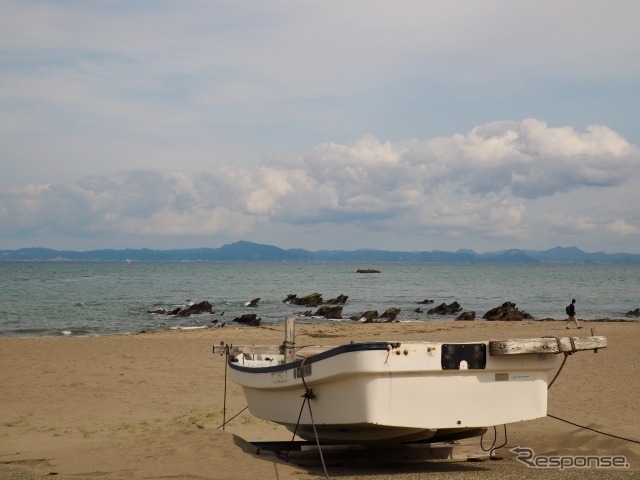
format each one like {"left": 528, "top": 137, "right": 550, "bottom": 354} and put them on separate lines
{"left": 228, "top": 341, "right": 558, "bottom": 445}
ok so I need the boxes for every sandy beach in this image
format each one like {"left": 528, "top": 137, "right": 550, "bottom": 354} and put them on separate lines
{"left": 1, "top": 320, "right": 639, "bottom": 479}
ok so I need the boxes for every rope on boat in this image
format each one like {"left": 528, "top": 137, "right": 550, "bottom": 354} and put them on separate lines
{"left": 284, "top": 390, "right": 330, "bottom": 479}
{"left": 298, "top": 356, "right": 315, "bottom": 398}
{"left": 548, "top": 352, "right": 571, "bottom": 390}
{"left": 546, "top": 414, "right": 640, "bottom": 445}
{"left": 283, "top": 356, "right": 330, "bottom": 480}
{"left": 305, "top": 390, "right": 330, "bottom": 480}
{"left": 216, "top": 406, "right": 248, "bottom": 430}
{"left": 480, "top": 424, "right": 508, "bottom": 457}
{"left": 217, "top": 344, "right": 249, "bottom": 430}
{"left": 287, "top": 393, "right": 308, "bottom": 448}
{"left": 545, "top": 348, "right": 640, "bottom": 445}
{"left": 531, "top": 342, "right": 640, "bottom": 446}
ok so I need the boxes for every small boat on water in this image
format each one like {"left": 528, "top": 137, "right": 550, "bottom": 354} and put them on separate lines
{"left": 214, "top": 319, "right": 606, "bottom": 445}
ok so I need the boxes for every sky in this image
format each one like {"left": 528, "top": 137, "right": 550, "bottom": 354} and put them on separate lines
{"left": 1, "top": 1, "right": 639, "bottom": 253}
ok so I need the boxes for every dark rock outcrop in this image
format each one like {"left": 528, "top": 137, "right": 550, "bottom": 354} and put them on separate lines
{"left": 357, "top": 268, "right": 380, "bottom": 273}
{"left": 380, "top": 307, "right": 401, "bottom": 322}
{"left": 350, "top": 308, "right": 400, "bottom": 322}
{"left": 232, "top": 313, "right": 261, "bottom": 326}
{"left": 417, "top": 299, "right": 435, "bottom": 304}
{"left": 325, "top": 294, "right": 349, "bottom": 305}
{"left": 427, "top": 301, "right": 462, "bottom": 315}
{"left": 626, "top": 308, "right": 640, "bottom": 317}
{"left": 456, "top": 311, "right": 476, "bottom": 321}
{"left": 152, "top": 301, "right": 213, "bottom": 317}
{"left": 314, "top": 305, "right": 343, "bottom": 319}
{"left": 149, "top": 301, "right": 217, "bottom": 317}
{"left": 149, "top": 307, "right": 181, "bottom": 315}
{"left": 283, "top": 293, "right": 323, "bottom": 307}
{"left": 350, "top": 310, "right": 379, "bottom": 322}
{"left": 283, "top": 294, "right": 297, "bottom": 303}
{"left": 482, "top": 302, "right": 533, "bottom": 321}
{"left": 246, "top": 298, "right": 260, "bottom": 307}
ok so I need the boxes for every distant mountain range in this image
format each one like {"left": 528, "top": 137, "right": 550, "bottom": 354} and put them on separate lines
{"left": 1, "top": 241, "right": 639, "bottom": 263}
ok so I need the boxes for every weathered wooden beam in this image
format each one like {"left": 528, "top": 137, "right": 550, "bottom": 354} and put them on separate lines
{"left": 489, "top": 336, "right": 607, "bottom": 356}
{"left": 213, "top": 344, "right": 282, "bottom": 356}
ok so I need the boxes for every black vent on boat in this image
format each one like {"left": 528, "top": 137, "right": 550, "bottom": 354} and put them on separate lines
{"left": 441, "top": 344, "right": 487, "bottom": 370}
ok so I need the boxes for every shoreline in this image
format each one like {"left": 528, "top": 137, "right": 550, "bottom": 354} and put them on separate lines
{"left": 3, "top": 316, "right": 640, "bottom": 341}
{"left": 2, "top": 321, "right": 639, "bottom": 479}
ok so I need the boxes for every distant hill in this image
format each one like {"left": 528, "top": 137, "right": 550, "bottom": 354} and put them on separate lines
{"left": 1, "top": 241, "right": 639, "bottom": 263}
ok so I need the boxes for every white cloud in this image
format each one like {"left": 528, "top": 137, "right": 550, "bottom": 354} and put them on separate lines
{"left": 417, "top": 119, "right": 636, "bottom": 198}
{"left": 607, "top": 219, "right": 639, "bottom": 236}
{"left": 1, "top": 119, "right": 638, "bottom": 251}
{"left": 2, "top": 0, "right": 640, "bottom": 194}
{"left": 245, "top": 168, "right": 297, "bottom": 215}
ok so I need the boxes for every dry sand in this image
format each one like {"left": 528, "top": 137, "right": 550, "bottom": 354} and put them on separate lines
{"left": 1, "top": 320, "right": 639, "bottom": 479}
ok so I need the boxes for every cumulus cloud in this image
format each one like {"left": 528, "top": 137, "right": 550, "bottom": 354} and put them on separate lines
{"left": 419, "top": 119, "right": 634, "bottom": 198}
{"left": 607, "top": 219, "right": 639, "bottom": 237}
{"left": 1, "top": 119, "right": 638, "bottom": 251}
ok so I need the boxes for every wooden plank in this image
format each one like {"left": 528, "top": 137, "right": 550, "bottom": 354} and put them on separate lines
{"left": 256, "top": 443, "right": 488, "bottom": 465}
{"left": 489, "top": 336, "right": 607, "bottom": 356}
{"left": 213, "top": 344, "right": 282, "bottom": 356}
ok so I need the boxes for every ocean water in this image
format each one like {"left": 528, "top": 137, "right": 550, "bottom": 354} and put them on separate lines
{"left": 0, "top": 261, "right": 638, "bottom": 337}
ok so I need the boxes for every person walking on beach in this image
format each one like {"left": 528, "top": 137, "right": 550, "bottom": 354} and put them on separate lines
{"left": 566, "top": 298, "right": 581, "bottom": 329}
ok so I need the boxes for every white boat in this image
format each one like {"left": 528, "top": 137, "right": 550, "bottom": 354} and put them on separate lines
{"left": 215, "top": 322, "right": 606, "bottom": 445}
